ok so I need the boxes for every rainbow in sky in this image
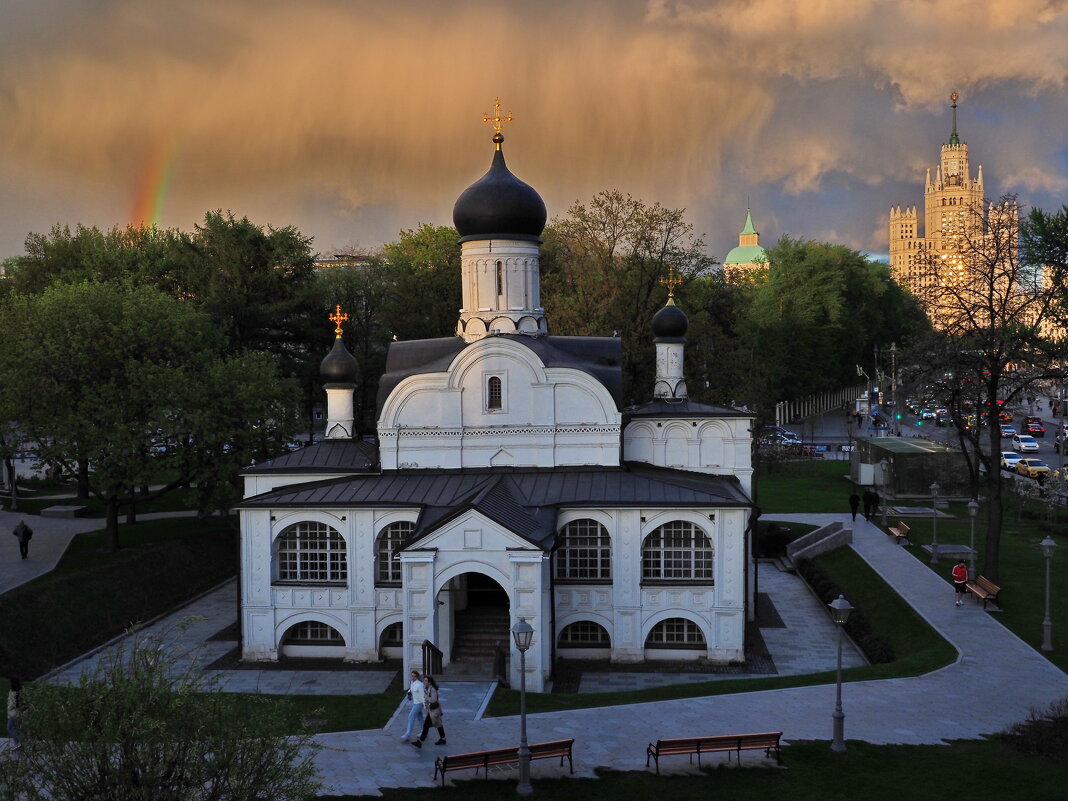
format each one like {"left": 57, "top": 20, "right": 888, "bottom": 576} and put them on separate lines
{"left": 130, "top": 140, "right": 177, "bottom": 228}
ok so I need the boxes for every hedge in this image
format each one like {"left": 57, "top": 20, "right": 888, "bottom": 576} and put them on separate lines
{"left": 0, "top": 531, "right": 236, "bottom": 680}
{"left": 794, "top": 556, "right": 896, "bottom": 664}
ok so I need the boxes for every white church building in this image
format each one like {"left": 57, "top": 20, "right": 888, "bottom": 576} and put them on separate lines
{"left": 236, "top": 125, "right": 756, "bottom": 692}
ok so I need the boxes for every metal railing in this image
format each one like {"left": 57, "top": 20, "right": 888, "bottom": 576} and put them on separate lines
{"left": 421, "top": 639, "right": 443, "bottom": 677}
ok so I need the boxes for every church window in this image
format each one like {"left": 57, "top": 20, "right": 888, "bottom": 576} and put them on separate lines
{"left": 496, "top": 260, "right": 504, "bottom": 298}
{"left": 558, "top": 620, "right": 610, "bottom": 648}
{"left": 376, "top": 521, "right": 413, "bottom": 585}
{"left": 555, "top": 519, "right": 611, "bottom": 580}
{"left": 380, "top": 622, "right": 403, "bottom": 647}
{"left": 275, "top": 521, "right": 346, "bottom": 583}
{"left": 283, "top": 620, "right": 344, "bottom": 645}
{"left": 641, "top": 521, "right": 713, "bottom": 582}
{"left": 645, "top": 618, "right": 705, "bottom": 648}
{"left": 487, "top": 376, "right": 503, "bottom": 410}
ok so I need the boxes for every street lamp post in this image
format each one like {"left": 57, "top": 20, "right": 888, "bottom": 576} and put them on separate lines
{"left": 929, "top": 482, "right": 941, "bottom": 564}
{"left": 829, "top": 595, "right": 854, "bottom": 752}
{"left": 967, "top": 498, "right": 979, "bottom": 582}
{"left": 1041, "top": 536, "right": 1057, "bottom": 652}
{"left": 511, "top": 618, "right": 535, "bottom": 796}
{"left": 879, "top": 458, "right": 890, "bottom": 528}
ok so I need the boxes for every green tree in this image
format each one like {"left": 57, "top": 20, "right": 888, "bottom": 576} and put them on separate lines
{"left": 380, "top": 223, "right": 462, "bottom": 342}
{"left": 737, "top": 237, "right": 927, "bottom": 411}
{"left": 541, "top": 191, "right": 715, "bottom": 403}
{"left": 174, "top": 211, "right": 317, "bottom": 361}
{"left": 0, "top": 282, "right": 297, "bottom": 548}
{"left": 0, "top": 627, "right": 320, "bottom": 801}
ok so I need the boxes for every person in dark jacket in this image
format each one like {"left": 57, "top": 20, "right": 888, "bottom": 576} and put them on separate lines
{"left": 12, "top": 521, "right": 32, "bottom": 559}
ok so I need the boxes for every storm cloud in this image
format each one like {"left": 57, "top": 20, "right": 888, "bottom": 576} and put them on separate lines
{"left": 0, "top": 0, "right": 1064, "bottom": 259}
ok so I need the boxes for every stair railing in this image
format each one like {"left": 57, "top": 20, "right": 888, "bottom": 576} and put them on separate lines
{"left": 421, "top": 639, "right": 443, "bottom": 677}
{"left": 493, "top": 639, "right": 508, "bottom": 686}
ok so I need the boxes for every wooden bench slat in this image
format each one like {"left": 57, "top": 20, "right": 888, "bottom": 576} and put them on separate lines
{"left": 434, "top": 738, "right": 574, "bottom": 786}
{"left": 646, "top": 732, "right": 782, "bottom": 773}
{"left": 964, "top": 575, "right": 1002, "bottom": 609}
{"left": 886, "top": 521, "right": 911, "bottom": 544}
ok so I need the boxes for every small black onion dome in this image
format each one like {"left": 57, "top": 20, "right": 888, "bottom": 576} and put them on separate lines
{"left": 453, "top": 136, "right": 547, "bottom": 242}
{"left": 320, "top": 337, "right": 358, "bottom": 384}
{"left": 651, "top": 301, "right": 688, "bottom": 338}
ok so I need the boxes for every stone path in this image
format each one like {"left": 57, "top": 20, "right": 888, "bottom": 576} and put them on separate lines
{"left": 311, "top": 514, "right": 1068, "bottom": 797}
{"left": 6, "top": 509, "right": 1067, "bottom": 797}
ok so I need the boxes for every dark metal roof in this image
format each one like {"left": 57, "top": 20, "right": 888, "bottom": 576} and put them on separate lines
{"left": 376, "top": 334, "right": 624, "bottom": 410}
{"left": 235, "top": 464, "right": 751, "bottom": 550}
{"left": 243, "top": 439, "right": 378, "bottom": 475}
{"left": 624, "top": 399, "right": 754, "bottom": 420}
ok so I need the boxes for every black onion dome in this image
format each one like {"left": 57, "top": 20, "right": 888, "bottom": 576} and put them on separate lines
{"left": 453, "top": 138, "right": 546, "bottom": 242}
{"left": 320, "top": 337, "right": 358, "bottom": 384}
{"left": 651, "top": 301, "right": 688, "bottom": 338}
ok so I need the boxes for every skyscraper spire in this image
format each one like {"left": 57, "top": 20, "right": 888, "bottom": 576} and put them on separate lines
{"left": 949, "top": 91, "right": 960, "bottom": 145}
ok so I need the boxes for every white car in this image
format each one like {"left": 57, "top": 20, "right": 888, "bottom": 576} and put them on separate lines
{"left": 1000, "top": 425, "right": 1016, "bottom": 438}
{"left": 1011, "top": 434, "right": 1040, "bottom": 453}
{"left": 1000, "top": 451, "right": 1023, "bottom": 470}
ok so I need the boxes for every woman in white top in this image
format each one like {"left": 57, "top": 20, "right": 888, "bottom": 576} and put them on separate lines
{"left": 399, "top": 670, "right": 425, "bottom": 743}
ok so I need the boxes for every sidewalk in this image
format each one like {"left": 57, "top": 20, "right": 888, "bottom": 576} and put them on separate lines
{"left": 310, "top": 514, "right": 1068, "bottom": 796}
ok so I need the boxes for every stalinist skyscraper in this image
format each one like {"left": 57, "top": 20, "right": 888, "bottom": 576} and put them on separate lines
{"left": 888, "top": 92, "right": 989, "bottom": 298}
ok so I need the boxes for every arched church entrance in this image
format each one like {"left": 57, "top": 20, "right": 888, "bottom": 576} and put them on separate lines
{"left": 443, "top": 572, "right": 510, "bottom": 666}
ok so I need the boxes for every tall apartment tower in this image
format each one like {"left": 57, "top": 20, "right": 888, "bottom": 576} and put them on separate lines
{"left": 889, "top": 92, "right": 986, "bottom": 295}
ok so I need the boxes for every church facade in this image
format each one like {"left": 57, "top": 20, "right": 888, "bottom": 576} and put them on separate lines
{"left": 236, "top": 120, "right": 756, "bottom": 692}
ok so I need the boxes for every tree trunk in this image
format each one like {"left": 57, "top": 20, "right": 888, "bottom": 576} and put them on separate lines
{"left": 983, "top": 421, "right": 1003, "bottom": 583}
{"left": 4, "top": 457, "right": 15, "bottom": 511}
{"left": 78, "top": 458, "right": 90, "bottom": 499}
{"left": 105, "top": 498, "right": 121, "bottom": 551}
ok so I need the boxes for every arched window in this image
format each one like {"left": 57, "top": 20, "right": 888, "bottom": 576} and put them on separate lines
{"left": 283, "top": 621, "right": 344, "bottom": 645}
{"left": 558, "top": 620, "right": 610, "bottom": 648}
{"left": 496, "top": 260, "right": 504, "bottom": 298}
{"left": 555, "top": 519, "right": 611, "bottom": 580}
{"left": 645, "top": 618, "right": 705, "bottom": 648}
{"left": 487, "top": 376, "right": 502, "bottom": 410}
{"left": 376, "top": 521, "right": 413, "bottom": 585}
{"left": 379, "top": 622, "right": 403, "bottom": 647}
{"left": 275, "top": 522, "right": 346, "bottom": 583}
{"left": 641, "top": 521, "right": 713, "bottom": 582}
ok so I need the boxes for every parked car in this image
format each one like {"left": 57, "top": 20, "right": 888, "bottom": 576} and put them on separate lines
{"left": 1011, "top": 434, "right": 1040, "bottom": 453}
{"left": 1000, "top": 451, "right": 1024, "bottom": 470}
{"left": 1016, "top": 458, "right": 1050, "bottom": 479}
{"left": 1000, "top": 424, "right": 1016, "bottom": 438}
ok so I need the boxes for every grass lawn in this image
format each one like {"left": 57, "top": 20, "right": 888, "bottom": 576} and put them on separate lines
{"left": 754, "top": 459, "right": 856, "bottom": 513}
{"left": 319, "top": 738, "right": 1065, "bottom": 800}
{"left": 3, "top": 486, "right": 198, "bottom": 517}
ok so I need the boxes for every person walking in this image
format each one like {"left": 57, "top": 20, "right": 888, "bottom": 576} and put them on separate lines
{"left": 400, "top": 670, "right": 425, "bottom": 743}
{"left": 848, "top": 492, "right": 861, "bottom": 522}
{"left": 413, "top": 675, "right": 446, "bottom": 747}
{"left": 7, "top": 677, "right": 22, "bottom": 749}
{"left": 862, "top": 488, "right": 875, "bottom": 521}
{"left": 952, "top": 560, "right": 969, "bottom": 607}
{"left": 12, "top": 521, "right": 32, "bottom": 560}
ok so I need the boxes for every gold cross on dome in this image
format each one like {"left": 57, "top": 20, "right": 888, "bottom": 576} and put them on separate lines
{"left": 659, "top": 265, "right": 683, "bottom": 300}
{"left": 329, "top": 304, "right": 349, "bottom": 338}
{"left": 483, "top": 98, "right": 513, "bottom": 140}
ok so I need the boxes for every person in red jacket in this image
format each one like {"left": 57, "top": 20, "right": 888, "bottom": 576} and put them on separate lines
{"left": 951, "top": 560, "right": 969, "bottom": 607}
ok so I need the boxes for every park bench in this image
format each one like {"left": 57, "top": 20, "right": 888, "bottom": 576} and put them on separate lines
{"left": 965, "top": 575, "right": 1002, "bottom": 609}
{"left": 886, "top": 521, "right": 911, "bottom": 544}
{"left": 645, "top": 731, "right": 782, "bottom": 774}
{"left": 433, "top": 738, "right": 574, "bottom": 786}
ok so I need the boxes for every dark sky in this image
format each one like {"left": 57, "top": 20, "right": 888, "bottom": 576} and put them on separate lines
{"left": 1, "top": 0, "right": 1065, "bottom": 262}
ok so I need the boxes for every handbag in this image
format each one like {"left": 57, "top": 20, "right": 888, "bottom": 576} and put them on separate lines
{"left": 428, "top": 701, "right": 440, "bottom": 710}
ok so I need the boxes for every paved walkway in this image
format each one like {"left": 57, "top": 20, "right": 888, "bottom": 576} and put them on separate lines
{"left": 6, "top": 509, "right": 1068, "bottom": 797}
{"left": 311, "top": 514, "right": 1068, "bottom": 797}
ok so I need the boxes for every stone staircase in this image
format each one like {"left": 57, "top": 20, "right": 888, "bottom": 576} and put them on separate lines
{"left": 451, "top": 605, "right": 509, "bottom": 663}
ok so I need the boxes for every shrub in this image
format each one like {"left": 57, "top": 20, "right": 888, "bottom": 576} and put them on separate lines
{"left": 859, "top": 633, "right": 895, "bottom": 664}
{"left": 1002, "top": 697, "right": 1068, "bottom": 760}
